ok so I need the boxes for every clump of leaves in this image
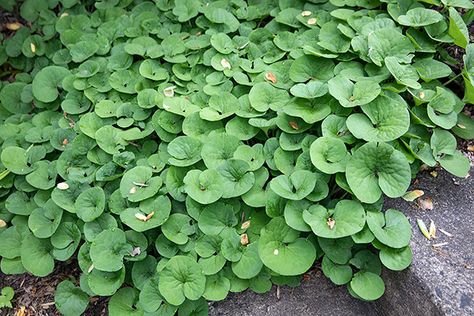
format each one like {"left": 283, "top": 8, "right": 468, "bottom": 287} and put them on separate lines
{"left": 0, "top": 0, "right": 472, "bottom": 314}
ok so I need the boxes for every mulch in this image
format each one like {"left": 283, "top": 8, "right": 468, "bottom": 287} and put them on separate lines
{"left": 0, "top": 261, "right": 108, "bottom": 316}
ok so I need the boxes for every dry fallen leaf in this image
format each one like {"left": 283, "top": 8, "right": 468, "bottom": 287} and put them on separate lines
{"left": 6, "top": 22, "right": 22, "bottom": 31}
{"left": 467, "top": 145, "right": 474, "bottom": 152}
{"left": 220, "top": 58, "right": 231, "bottom": 70}
{"left": 417, "top": 219, "right": 431, "bottom": 240}
{"left": 265, "top": 72, "right": 277, "bottom": 84}
{"left": 402, "top": 189, "right": 424, "bottom": 202}
{"left": 15, "top": 306, "right": 26, "bottom": 316}
{"left": 163, "top": 86, "right": 175, "bottom": 97}
{"left": 429, "top": 220, "right": 436, "bottom": 239}
{"left": 135, "top": 212, "right": 147, "bottom": 221}
{"left": 240, "top": 233, "right": 249, "bottom": 246}
{"left": 145, "top": 211, "right": 155, "bottom": 221}
{"left": 241, "top": 220, "right": 251, "bottom": 230}
{"left": 289, "top": 121, "right": 299, "bottom": 130}
{"left": 417, "top": 197, "right": 433, "bottom": 210}
{"left": 56, "top": 182, "right": 69, "bottom": 190}
{"left": 326, "top": 217, "right": 335, "bottom": 230}
{"left": 0, "top": 219, "right": 6, "bottom": 228}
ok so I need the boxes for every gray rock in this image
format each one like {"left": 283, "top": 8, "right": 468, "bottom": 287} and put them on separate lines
{"left": 211, "top": 170, "right": 474, "bottom": 316}
{"left": 380, "top": 169, "right": 474, "bottom": 316}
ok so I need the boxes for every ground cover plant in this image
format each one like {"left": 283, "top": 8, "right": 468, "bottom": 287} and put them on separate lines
{"left": 0, "top": 0, "right": 473, "bottom": 315}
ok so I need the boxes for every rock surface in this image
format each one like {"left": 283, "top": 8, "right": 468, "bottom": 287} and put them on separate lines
{"left": 381, "top": 169, "right": 474, "bottom": 316}
{"left": 211, "top": 169, "right": 474, "bottom": 316}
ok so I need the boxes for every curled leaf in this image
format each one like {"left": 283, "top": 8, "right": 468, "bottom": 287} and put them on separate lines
{"left": 135, "top": 213, "right": 148, "bottom": 221}
{"left": 402, "top": 190, "right": 425, "bottom": 202}
{"left": 417, "top": 219, "right": 431, "bottom": 240}
{"left": 145, "top": 211, "right": 155, "bottom": 221}
{"left": 429, "top": 220, "right": 436, "bottom": 239}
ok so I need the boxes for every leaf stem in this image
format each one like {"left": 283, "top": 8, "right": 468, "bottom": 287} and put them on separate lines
{"left": 444, "top": 72, "right": 463, "bottom": 86}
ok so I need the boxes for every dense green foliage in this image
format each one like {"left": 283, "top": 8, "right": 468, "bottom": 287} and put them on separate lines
{"left": 0, "top": 0, "right": 473, "bottom": 315}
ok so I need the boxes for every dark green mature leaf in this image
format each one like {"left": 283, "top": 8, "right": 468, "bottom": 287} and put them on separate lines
{"left": 367, "top": 209, "right": 412, "bottom": 248}
{"left": 258, "top": 217, "right": 316, "bottom": 276}
{"left": 448, "top": 7, "right": 469, "bottom": 48}
{"left": 346, "top": 142, "right": 411, "bottom": 203}
{"left": 346, "top": 94, "right": 410, "bottom": 142}
{"left": 350, "top": 271, "right": 385, "bottom": 300}
{"left": 158, "top": 256, "right": 206, "bottom": 305}
{"left": 303, "top": 200, "right": 366, "bottom": 238}
{"left": 32, "top": 66, "right": 70, "bottom": 102}
{"left": 55, "top": 280, "right": 89, "bottom": 316}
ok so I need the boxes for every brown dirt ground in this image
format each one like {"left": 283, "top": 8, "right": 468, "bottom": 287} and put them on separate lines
{"left": 0, "top": 261, "right": 108, "bottom": 316}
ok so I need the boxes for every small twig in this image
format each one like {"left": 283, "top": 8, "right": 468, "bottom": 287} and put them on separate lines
{"left": 127, "top": 141, "right": 141, "bottom": 148}
{"left": 439, "top": 228, "right": 453, "bottom": 237}
{"left": 41, "top": 302, "right": 55, "bottom": 307}
{"left": 132, "top": 181, "right": 148, "bottom": 187}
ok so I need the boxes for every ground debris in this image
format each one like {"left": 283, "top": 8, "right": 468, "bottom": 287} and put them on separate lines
{"left": 416, "top": 197, "right": 434, "bottom": 210}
